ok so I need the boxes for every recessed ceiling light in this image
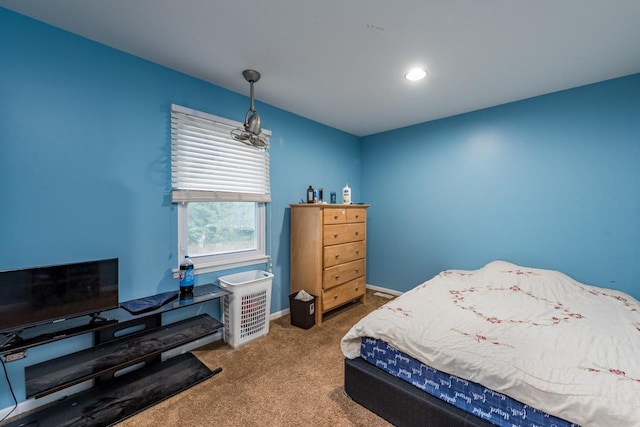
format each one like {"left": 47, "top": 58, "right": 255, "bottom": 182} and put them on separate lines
{"left": 405, "top": 68, "right": 427, "bottom": 81}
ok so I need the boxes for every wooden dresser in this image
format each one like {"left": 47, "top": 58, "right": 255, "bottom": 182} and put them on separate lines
{"left": 290, "top": 203, "right": 370, "bottom": 325}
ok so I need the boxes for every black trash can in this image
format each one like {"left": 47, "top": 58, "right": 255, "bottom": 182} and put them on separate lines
{"left": 289, "top": 292, "right": 316, "bottom": 329}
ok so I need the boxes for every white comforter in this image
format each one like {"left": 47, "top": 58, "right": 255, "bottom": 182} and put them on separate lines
{"left": 341, "top": 260, "right": 640, "bottom": 426}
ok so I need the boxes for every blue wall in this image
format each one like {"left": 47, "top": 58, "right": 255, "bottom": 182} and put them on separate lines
{"left": 362, "top": 74, "right": 640, "bottom": 296}
{"left": 0, "top": 7, "right": 361, "bottom": 410}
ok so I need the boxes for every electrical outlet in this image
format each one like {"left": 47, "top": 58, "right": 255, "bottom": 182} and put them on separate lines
{"left": 2, "top": 350, "right": 27, "bottom": 362}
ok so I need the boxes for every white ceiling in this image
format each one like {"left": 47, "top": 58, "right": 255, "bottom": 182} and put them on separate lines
{"left": 3, "top": 0, "right": 640, "bottom": 136}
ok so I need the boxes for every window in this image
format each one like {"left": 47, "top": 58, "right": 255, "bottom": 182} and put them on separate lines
{"left": 177, "top": 201, "right": 266, "bottom": 268}
{"left": 171, "top": 104, "right": 270, "bottom": 271}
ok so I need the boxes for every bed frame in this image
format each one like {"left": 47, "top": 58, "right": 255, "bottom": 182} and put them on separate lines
{"left": 344, "top": 357, "right": 494, "bottom": 427}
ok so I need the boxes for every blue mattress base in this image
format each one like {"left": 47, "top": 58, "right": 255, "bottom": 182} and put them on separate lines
{"left": 360, "top": 337, "right": 579, "bottom": 427}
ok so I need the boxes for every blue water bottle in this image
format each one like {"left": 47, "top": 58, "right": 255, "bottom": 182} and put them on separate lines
{"left": 179, "top": 255, "right": 194, "bottom": 298}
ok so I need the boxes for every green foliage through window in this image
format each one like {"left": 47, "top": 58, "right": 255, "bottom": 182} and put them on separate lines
{"left": 187, "top": 202, "right": 256, "bottom": 256}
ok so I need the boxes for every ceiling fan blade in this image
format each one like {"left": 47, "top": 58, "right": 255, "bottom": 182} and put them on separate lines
{"left": 231, "top": 128, "right": 267, "bottom": 148}
{"left": 231, "top": 128, "right": 249, "bottom": 141}
{"left": 247, "top": 133, "right": 268, "bottom": 148}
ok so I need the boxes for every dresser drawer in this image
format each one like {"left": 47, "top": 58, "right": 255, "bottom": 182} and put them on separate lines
{"left": 346, "top": 208, "right": 366, "bottom": 223}
{"left": 323, "top": 241, "right": 366, "bottom": 268}
{"left": 323, "top": 223, "right": 365, "bottom": 246}
{"left": 324, "top": 208, "right": 347, "bottom": 225}
{"left": 323, "top": 259, "right": 365, "bottom": 289}
{"left": 322, "top": 277, "right": 366, "bottom": 311}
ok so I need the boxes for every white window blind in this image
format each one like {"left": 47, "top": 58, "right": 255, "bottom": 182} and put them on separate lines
{"left": 171, "top": 104, "right": 271, "bottom": 203}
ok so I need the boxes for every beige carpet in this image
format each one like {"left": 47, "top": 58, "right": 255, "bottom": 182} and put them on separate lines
{"left": 117, "top": 291, "right": 394, "bottom": 427}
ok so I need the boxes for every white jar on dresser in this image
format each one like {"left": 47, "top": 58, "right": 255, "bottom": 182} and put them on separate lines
{"left": 290, "top": 203, "right": 369, "bottom": 325}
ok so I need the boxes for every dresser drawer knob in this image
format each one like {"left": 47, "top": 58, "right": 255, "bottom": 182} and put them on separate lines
{"left": 334, "top": 215, "right": 339, "bottom": 219}
{"left": 335, "top": 274, "right": 339, "bottom": 280}
{"left": 354, "top": 215, "right": 359, "bottom": 219}
{"left": 355, "top": 231, "right": 359, "bottom": 236}
{"left": 355, "top": 287, "right": 359, "bottom": 291}
{"left": 333, "top": 294, "right": 338, "bottom": 300}
{"left": 334, "top": 233, "right": 338, "bottom": 238}
{"left": 335, "top": 254, "right": 340, "bottom": 259}
{"left": 355, "top": 268, "right": 359, "bottom": 273}
{"left": 355, "top": 250, "right": 360, "bottom": 255}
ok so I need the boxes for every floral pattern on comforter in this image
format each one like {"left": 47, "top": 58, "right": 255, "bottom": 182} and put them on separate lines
{"left": 341, "top": 260, "right": 640, "bottom": 426}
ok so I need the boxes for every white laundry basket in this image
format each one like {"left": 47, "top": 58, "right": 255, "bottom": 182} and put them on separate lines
{"left": 218, "top": 270, "right": 273, "bottom": 348}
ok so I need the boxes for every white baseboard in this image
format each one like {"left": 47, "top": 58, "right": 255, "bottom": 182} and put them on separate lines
{"left": 270, "top": 307, "right": 289, "bottom": 320}
{"left": 365, "top": 284, "right": 403, "bottom": 297}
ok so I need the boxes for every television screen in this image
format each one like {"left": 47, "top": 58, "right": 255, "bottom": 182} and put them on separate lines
{"left": 0, "top": 258, "right": 119, "bottom": 333}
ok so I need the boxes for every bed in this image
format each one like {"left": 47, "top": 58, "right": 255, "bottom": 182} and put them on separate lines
{"left": 341, "top": 260, "right": 640, "bottom": 426}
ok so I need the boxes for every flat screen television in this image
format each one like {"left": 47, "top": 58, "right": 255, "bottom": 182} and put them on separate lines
{"left": 0, "top": 258, "right": 119, "bottom": 334}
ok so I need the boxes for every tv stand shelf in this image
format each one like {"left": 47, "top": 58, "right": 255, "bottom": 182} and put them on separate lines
{"left": 26, "top": 313, "right": 222, "bottom": 399}
{"left": 5, "top": 353, "right": 218, "bottom": 427}
{"left": 1, "top": 283, "right": 231, "bottom": 427}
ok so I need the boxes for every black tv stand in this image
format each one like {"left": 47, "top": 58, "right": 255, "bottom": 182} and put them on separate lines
{"left": 0, "top": 283, "right": 231, "bottom": 427}
{"left": 0, "top": 332, "right": 22, "bottom": 350}
{"left": 1, "top": 318, "right": 119, "bottom": 354}
{"left": 89, "top": 312, "right": 110, "bottom": 323}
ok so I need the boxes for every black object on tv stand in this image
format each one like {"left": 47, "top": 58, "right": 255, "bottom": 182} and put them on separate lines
{"left": 0, "top": 283, "right": 231, "bottom": 427}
